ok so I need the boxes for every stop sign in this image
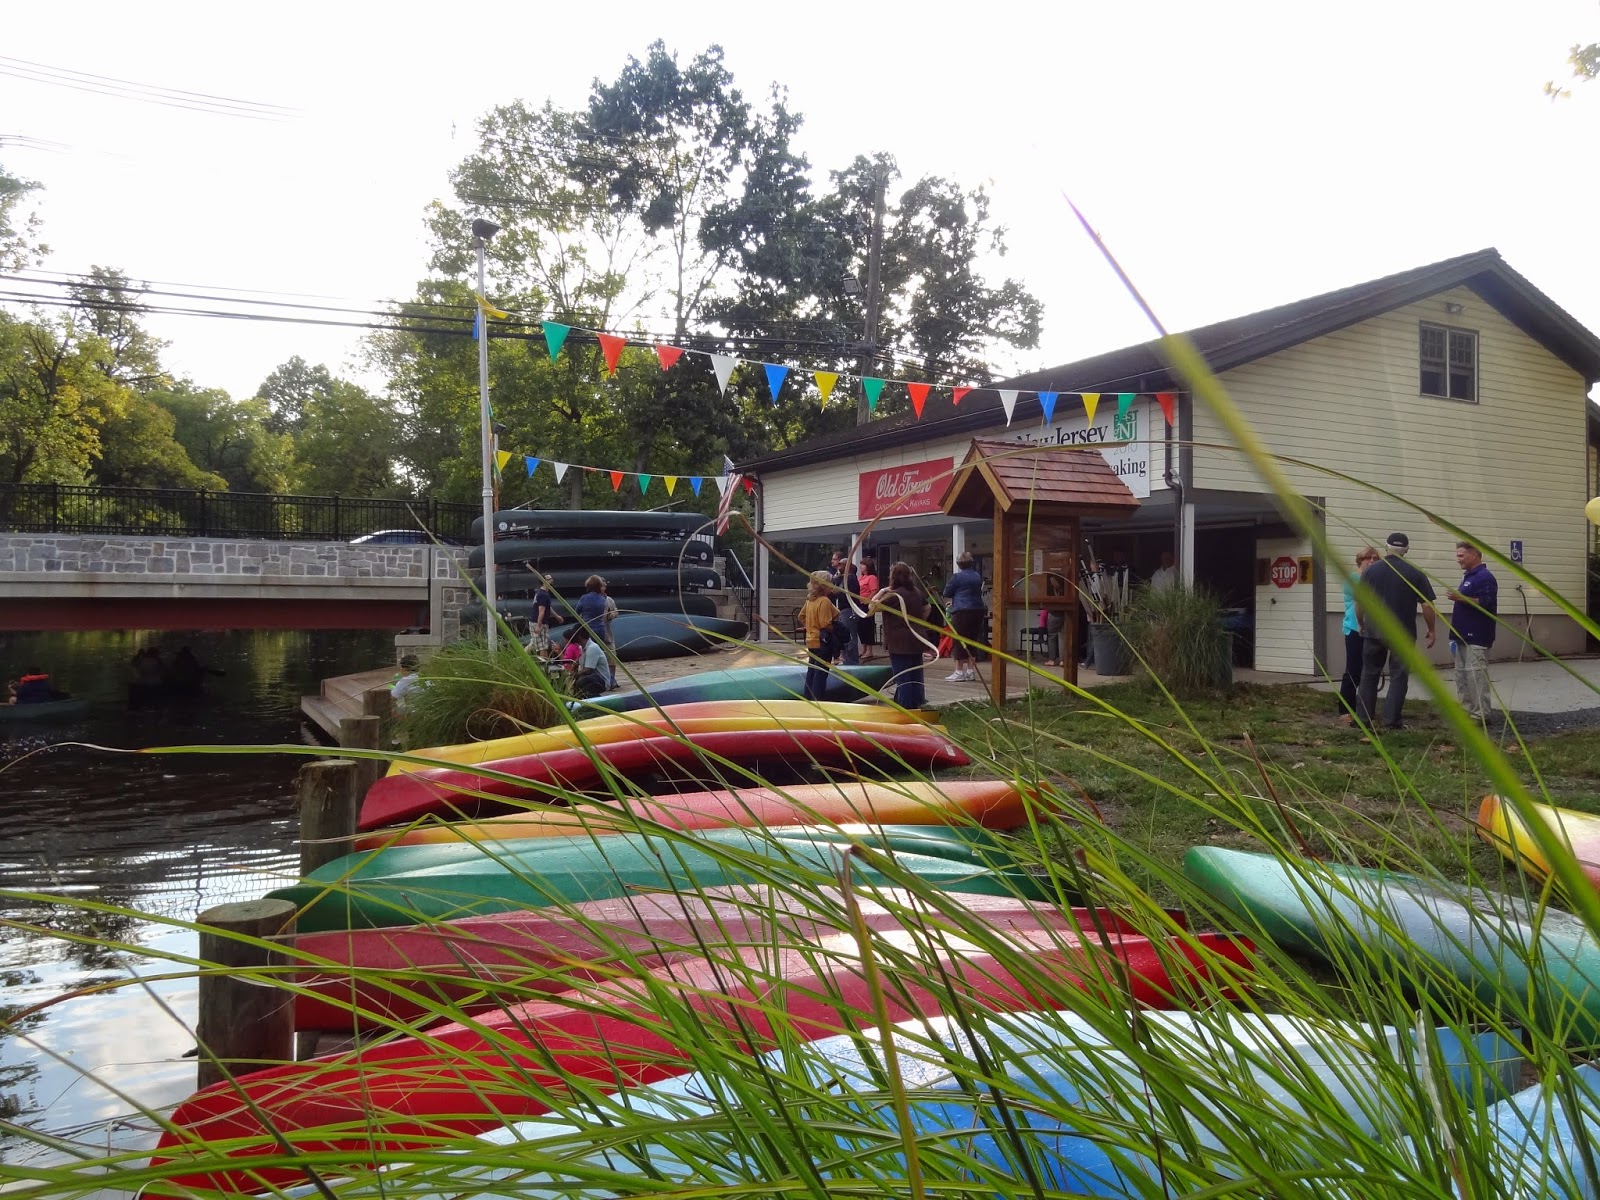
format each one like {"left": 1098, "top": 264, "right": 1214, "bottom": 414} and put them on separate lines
{"left": 1270, "top": 555, "right": 1299, "bottom": 588}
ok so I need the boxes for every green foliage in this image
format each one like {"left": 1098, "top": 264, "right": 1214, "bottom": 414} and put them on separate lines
{"left": 151, "top": 383, "right": 297, "bottom": 493}
{"left": 91, "top": 394, "right": 226, "bottom": 490}
{"left": 66, "top": 266, "right": 170, "bottom": 391}
{"left": 0, "top": 160, "right": 45, "bottom": 272}
{"left": 254, "top": 355, "right": 332, "bottom": 437}
{"left": 293, "top": 377, "right": 403, "bottom": 496}
{"left": 0, "top": 313, "right": 129, "bottom": 484}
{"left": 1119, "top": 582, "right": 1233, "bottom": 696}
{"left": 393, "top": 636, "right": 561, "bottom": 750}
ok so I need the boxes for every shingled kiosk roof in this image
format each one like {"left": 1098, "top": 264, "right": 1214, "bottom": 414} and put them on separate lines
{"left": 940, "top": 439, "right": 1141, "bottom": 521}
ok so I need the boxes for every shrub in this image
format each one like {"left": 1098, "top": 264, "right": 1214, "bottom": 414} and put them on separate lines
{"left": 1120, "top": 582, "right": 1232, "bottom": 695}
{"left": 393, "top": 636, "right": 561, "bottom": 749}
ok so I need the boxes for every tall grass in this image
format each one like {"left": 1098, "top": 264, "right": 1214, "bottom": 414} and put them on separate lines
{"left": 394, "top": 637, "right": 561, "bottom": 750}
{"left": 1118, "top": 582, "right": 1232, "bottom": 696}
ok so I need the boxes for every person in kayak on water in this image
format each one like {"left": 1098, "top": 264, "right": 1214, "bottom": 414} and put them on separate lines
{"left": 7, "top": 668, "right": 59, "bottom": 704}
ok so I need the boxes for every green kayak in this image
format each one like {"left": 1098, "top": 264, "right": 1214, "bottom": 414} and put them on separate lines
{"left": 270, "top": 825, "right": 1049, "bottom": 932}
{"left": 1184, "top": 846, "right": 1600, "bottom": 1043}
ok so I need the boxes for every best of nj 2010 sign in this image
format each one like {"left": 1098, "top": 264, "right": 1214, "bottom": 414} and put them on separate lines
{"left": 858, "top": 457, "right": 955, "bottom": 521}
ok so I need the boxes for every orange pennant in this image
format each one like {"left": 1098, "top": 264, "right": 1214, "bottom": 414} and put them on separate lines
{"left": 609, "top": 470, "right": 624, "bottom": 491}
{"left": 597, "top": 333, "right": 627, "bottom": 376}
{"left": 907, "top": 382, "right": 930, "bottom": 418}
{"left": 655, "top": 344, "right": 683, "bottom": 370}
{"left": 951, "top": 386, "right": 971, "bottom": 405}
{"left": 1156, "top": 391, "right": 1176, "bottom": 427}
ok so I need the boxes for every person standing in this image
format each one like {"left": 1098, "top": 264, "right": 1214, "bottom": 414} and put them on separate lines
{"left": 575, "top": 575, "right": 609, "bottom": 641}
{"left": 1336, "top": 547, "right": 1382, "bottom": 724}
{"left": 828, "top": 551, "right": 863, "bottom": 666}
{"left": 1445, "top": 541, "right": 1499, "bottom": 721}
{"left": 526, "top": 575, "right": 556, "bottom": 659}
{"left": 799, "top": 570, "right": 840, "bottom": 701}
{"left": 873, "top": 561, "right": 931, "bottom": 708}
{"left": 1149, "top": 549, "right": 1178, "bottom": 591}
{"left": 1355, "top": 532, "right": 1437, "bottom": 731}
{"left": 855, "top": 557, "right": 881, "bottom": 662}
{"left": 942, "top": 553, "right": 986, "bottom": 682}
{"left": 390, "top": 655, "right": 424, "bottom": 713}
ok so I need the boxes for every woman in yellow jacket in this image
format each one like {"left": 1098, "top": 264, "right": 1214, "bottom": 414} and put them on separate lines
{"left": 798, "top": 569, "right": 840, "bottom": 701}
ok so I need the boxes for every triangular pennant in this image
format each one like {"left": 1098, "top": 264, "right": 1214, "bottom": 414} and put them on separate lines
{"left": 951, "top": 386, "right": 971, "bottom": 406}
{"left": 664, "top": 475, "right": 678, "bottom": 496}
{"left": 907, "top": 382, "right": 930, "bottom": 418}
{"left": 861, "top": 377, "right": 885, "bottom": 411}
{"left": 471, "top": 311, "right": 481, "bottom": 342}
{"left": 1116, "top": 392, "right": 1136, "bottom": 421}
{"left": 1156, "top": 390, "right": 1177, "bottom": 427}
{"left": 542, "top": 321, "right": 570, "bottom": 362}
{"left": 475, "top": 294, "right": 510, "bottom": 320}
{"left": 709, "top": 353, "right": 737, "bottom": 396}
{"left": 638, "top": 474, "right": 652, "bottom": 494}
{"left": 813, "top": 371, "right": 839, "bottom": 406}
{"left": 1080, "top": 392, "right": 1100, "bottom": 425}
{"left": 523, "top": 456, "right": 540, "bottom": 477}
{"left": 596, "top": 332, "right": 627, "bottom": 377}
{"left": 609, "top": 470, "right": 624, "bottom": 492}
{"left": 997, "top": 389, "right": 1019, "bottom": 426}
{"left": 553, "top": 462, "right": 569, "bottom": 483}
{"left": 1037, "top": 391, "right": 1058, "bottom": 424}
{"left": 690, "top": 476, "right": 703, "bottom": 496}
{"left": 494, "top": 449, "right": 512, "bottom": 473}
{"left": 763, "top": 362, "right": 789, "bottom": 404}
{"left": 655, "top": 344, "right": 684, "bottom": 371}
{"left": 742, "top": 477, "right": 756, "bottom": 494}
{"left": 713, "top": 474, "right": 728, "bottom": 495}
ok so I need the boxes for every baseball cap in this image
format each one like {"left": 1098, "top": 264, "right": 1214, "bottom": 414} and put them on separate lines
{"left": 1385, "top": 532, "right": 1409, "bottom": 549}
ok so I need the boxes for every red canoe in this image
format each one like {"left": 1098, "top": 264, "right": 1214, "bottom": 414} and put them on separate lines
{"left": 358, "top": 727, "right": 971, "bottom": 831}
{"left": 153, "top": 924, "right": 1253, "bottom": 1193}
{"left": 290, "top": 886, "right": 1184, "bottom": 1032}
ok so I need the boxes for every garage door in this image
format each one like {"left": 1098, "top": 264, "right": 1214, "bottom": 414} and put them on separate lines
{"left": 1254, "top": 537, "right": 1314, "bottom": 675}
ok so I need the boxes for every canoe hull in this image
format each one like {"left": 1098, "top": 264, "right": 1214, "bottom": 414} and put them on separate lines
{"left": 472, "top": 508, "right": 709, "bottom": 541}
{"left": 0, "top": 697, "right": 89, "bottom": 723}
{"left": 469, "top": 537, "right": 714, "bottom": 570}
{"left": 580, "top": 663, "right": 890, "bottom": 712}
{"left": 1476, "top": 793, "right": 1600, "bottom": 890}
{"left": 465, "top": 562, "right": 720, "bottom": 589}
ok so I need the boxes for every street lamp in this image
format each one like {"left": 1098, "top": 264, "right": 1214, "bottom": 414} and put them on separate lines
{"left": 473, "top": 217, "right": 502, "bottom": 651}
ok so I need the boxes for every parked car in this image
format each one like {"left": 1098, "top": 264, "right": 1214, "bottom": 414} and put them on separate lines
{"left": 350, "top": 530, "right": 430, "bottom": 545}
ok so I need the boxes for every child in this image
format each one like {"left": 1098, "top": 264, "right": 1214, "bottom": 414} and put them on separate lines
{"left": 798, "top": 570, "right": 840, "bottom": 701}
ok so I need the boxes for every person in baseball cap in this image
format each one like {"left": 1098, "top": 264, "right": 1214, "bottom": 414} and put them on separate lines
{"left": 1355, "top": 531, "right": 1436, "bottom": 731}
{"left": 1385, "top": 532, "right": 1409, "bottom": 551}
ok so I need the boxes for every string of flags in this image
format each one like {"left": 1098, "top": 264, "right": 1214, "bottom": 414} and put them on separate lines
{"left": 491, "top": 448, "right": 755, "bottom": 498}
{"left": 472, "top": 297, "right": 1178, "bottom": 429}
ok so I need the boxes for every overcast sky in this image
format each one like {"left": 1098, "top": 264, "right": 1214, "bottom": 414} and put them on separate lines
{"left": 3, "top": 1, "right": 1597, "bottom": 400}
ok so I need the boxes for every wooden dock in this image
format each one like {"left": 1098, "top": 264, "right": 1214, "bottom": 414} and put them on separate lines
{"left": 301, "top": 666, "right": 395, "bottom": 742}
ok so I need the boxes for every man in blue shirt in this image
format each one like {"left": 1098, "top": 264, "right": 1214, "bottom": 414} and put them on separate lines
{"left": 1445, "top": 541, "right": 1499, "bottom": 721}
{"left": 1355, "top": 532, "right": 1436, "bottom": 731}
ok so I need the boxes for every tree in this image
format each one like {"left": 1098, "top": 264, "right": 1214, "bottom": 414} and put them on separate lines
{"left": 92, "top": 394, "right": 226, "bottom": 490}
{"left": 0, "top": 314, "right": 128, "bottom": 484}
{"left": 67, "top": 266, "right": 170, "bottom": 391}
{"left": 254, "top": 356, "right": 334, "bottom": 436}
{"left": 294, "top": 379, "right": 403, "bottom": 497}
{"left": 151, "top": 383, "right": 297, "bottom": 493}
{"left": 0, "top": 162, "right": 45, "bottom": 273}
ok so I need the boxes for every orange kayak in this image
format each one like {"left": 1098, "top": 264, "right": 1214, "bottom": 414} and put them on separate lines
{"left": 1475, "top": 794, "right": 1600, "bottom": 890}
{"left": 358, "top": 779, "right": 1038, "bottom": 849}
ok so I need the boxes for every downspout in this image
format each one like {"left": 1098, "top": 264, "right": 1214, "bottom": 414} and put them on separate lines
{"left": 1164, "top": 394, "right": 1185, "bottom": 573}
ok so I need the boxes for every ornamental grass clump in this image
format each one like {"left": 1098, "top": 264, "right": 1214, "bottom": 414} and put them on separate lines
{"left": 393, "top": 635, "right": 560, "bottom": 749}
{"left": 1120, "top": 581, "right": 1233, "bottom": 696}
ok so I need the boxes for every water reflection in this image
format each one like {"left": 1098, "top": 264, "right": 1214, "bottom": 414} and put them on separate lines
{"left": 0, "top": 628, "right": 392, "bottom": 1164}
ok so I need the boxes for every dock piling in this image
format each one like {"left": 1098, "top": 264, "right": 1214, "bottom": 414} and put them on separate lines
{"left": 296, "top": 759, "right": 360, "bottom": 876}
{"left": 195, "top": 899, "right": 297, "bottom": 1088}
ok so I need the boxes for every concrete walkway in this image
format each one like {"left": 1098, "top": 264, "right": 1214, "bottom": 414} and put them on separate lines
{"left": 1309, "top": 655, "right": 1600, "bottom": 716}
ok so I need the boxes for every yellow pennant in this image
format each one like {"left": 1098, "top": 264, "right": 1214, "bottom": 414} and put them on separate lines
{"left": 1081, "top": 392, "right": 1100, "bottom": 425}
{"left": 664, "top": 475, "right": 679, "bottom": 496}
{"left": 475, "top": 294, "right": 510, "bottom": 320}
{"left": 813, "top": 371, "right": 839, "bottom": 406}
{"left": 494, "top": 449, "right": 512, "bottom": 472}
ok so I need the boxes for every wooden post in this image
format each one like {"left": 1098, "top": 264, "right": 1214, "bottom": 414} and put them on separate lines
{"left": 362, "top": 685, "right": 394, "bottom": 757}
{"left": 298, "top": 758, "right": 359, "bottom": 876}
{"left": 339, "top": 712, "right": 385, "bottom": 806}
{"left": 990, "top": 506, "right": 1008, "bottom": 705}
{"left": 195, "top": 899, "right": 297, "bottom": 1089}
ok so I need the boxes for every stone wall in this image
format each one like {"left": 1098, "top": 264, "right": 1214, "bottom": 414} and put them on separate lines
{"left": 0, "top": 534, "right": 430, "bottom": 579}
{"left": 432, "top": 547, "right": 472, "bottom": 643}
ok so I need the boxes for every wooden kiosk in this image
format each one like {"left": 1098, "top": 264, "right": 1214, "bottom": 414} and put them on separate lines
{"left": 940, "top": 439, "right": 1140, "bottom": 705}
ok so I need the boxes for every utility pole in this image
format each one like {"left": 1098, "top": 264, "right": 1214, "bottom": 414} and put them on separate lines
{"left": 471, "top": 217, "right": 501, "bottom": 652}
{"left": 856, "top": 167, "right": 887, "bottom": 426}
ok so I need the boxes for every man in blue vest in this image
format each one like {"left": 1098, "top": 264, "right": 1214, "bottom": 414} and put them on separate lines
{"left": 1444, "top": 541, "right": 1499, "bottom": 721}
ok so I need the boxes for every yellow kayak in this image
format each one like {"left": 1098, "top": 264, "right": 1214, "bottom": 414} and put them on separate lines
{"left": 1475, "top": 794, "right": 1600, "bottom": 890}
{"left": 394, "top": 699, "right": 928, "bottom": 775}
{"left": 358, "top": 779, "right": 1039, "bottom": 848}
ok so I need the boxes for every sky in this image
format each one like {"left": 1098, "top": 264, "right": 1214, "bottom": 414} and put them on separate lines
{"left": 2, "top": 0, "right": 1597, "bottom": 401}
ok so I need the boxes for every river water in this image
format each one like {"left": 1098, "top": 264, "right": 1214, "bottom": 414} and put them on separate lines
{"left": 0, "top": 629, "right": 392, "bottom": 1171}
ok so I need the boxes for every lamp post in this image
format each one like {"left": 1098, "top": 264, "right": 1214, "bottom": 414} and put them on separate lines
{"left": 472, "top": 217, "right": 501, "bottom": 651}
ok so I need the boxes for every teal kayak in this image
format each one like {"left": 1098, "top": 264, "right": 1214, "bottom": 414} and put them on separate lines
{"left": 0, "top": 697, "right": 89, "bottom": 723}
{"left": 269, "top": 825, "right": 1047, "bottom": 932}
{"left": 579, "top": 664, "right": 891, "bottom": 713}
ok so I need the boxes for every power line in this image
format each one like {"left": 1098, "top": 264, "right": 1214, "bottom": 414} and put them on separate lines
{"left": 0, "top": 56, "right": 299, "bottom": 121}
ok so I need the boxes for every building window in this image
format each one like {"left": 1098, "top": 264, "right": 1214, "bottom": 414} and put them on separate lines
{"left": 1420, "top": 323, "right": 1477, "bottom": 402}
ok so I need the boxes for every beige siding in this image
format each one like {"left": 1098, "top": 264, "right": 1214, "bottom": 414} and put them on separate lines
{"left": 1192, "top": 285, "right": 1590, "bottom": 614}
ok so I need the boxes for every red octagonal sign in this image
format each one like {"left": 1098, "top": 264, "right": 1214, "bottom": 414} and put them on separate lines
{"left": 1270, "top": 555, "right": 1299, "bottom": 588}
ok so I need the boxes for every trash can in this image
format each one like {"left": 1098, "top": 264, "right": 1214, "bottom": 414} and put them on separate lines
{"left": 1090, "top": 622, "right": 1131, "bottom": 677}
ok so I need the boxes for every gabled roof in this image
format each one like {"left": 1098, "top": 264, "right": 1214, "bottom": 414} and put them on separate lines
{"left": 941, "top": 439, "right": 1141, "bottom": 520}
{"left": 742, "top": 249, "right": 1600, "bottom": 475}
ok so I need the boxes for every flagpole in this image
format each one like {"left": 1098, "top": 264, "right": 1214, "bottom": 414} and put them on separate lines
{"left": 471, "top": 218, "right": 501, "bottom": 652}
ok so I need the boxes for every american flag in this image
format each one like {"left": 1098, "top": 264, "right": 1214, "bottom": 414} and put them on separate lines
{"left": 715, "top": 454, "right": 739, "bottom": 535}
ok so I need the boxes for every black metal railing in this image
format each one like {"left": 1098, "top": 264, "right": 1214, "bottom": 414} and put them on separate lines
{"left": 0, "top": 482, "right": 480, "bottom": 543}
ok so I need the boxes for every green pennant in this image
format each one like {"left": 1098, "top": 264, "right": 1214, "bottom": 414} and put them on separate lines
{"left": 638, "top": 474, "right": 652, "bottom": 494}
{"left": 1116, "top": 392, "right": 1136, "bottom": 420}
{"left": 862, "top": 377, "right": 885, "bottom": 411}
{"left": 542, "top": 321, "right": 570, "bottom": 362}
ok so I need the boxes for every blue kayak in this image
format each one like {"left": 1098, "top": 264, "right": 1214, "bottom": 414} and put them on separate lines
{"left": 580, "top": 663, "right": 892, "bottom": 713}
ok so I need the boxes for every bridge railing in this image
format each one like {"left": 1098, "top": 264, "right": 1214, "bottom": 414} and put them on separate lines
{"left": 0, "top": 483, "right": 480, "bottom": 543}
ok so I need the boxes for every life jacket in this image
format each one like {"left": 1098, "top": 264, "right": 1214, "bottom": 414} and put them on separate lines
{"left": 19, "top": 673, "right": 48, "bottom": 684}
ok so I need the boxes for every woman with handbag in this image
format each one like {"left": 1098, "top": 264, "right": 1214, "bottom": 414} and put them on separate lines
{"left": 872, "top": 561, "right": 930, "bottom": 709}
{"left": 798, "top": 570, "right": 841, "bottom": 701}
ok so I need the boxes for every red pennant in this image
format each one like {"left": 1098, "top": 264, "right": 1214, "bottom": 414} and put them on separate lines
{"left": 907, "top": 382, "right": 930, "bottom": 417}
{"left": 655, "top": 344, "right": 684, "bottom": 371}
{"left": 742, "top": 477, "right": 756, "bottom": 494}
{"left": 596, "top": 333, "right": 627, "bottom": 377}
{"left": 951, "top": 386, "right": 971, "bottom": 406}
{"left": 609, "top": 470, "right": 624, "bottom": 491}
{"left": 1156, "top": 390, "right": 1177, "bottom": 427}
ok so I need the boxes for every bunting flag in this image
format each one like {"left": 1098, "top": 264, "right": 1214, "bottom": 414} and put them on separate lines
{"left": 1081, "top": 392, "right": 1100, "bottom": 425}
{"left": 542, "top": 322, "right": 570, "bottom": 362}
{"left": 712, "top": 473, "right": 728, "bottom": 494}
{"left": 494, "top": 450, "right": 513, "bottom": 473}
{"left": 475, "top": 294, "right": 511, "bottom": 320}
{"left": 553, "top": 462, "right": 569, "bottom": 483}
{"left": 907, "top": 382, "right": 930, "bottom": 418}
{"left": 1155, "top": 390, "right": 1177, "bottom": 427}
{"left": 951, "top": 386, "right": 971, "bottom": 406}
{"left": 997, "top": 389, "right": 1019, "bottom": 426}
{"left": 709, "top": 353, "right": 738, "bottom": 396}
{"left": 609, "top": 470, "right": 624, "bottom": 492}
{"left": 638, "top": 474, "right": 652, "bottom": 494}
{"left": 1037, "top": 391, "right": 1058, "bottom": 424}
{"left": 655, "top": 344, "right": 684, "bottom": 370}
{"left": 596, "top": 332, "right": 627, "bottom": 376}
{"left": 690, "top": 476, "right": 704, "bottom": 496}
{"left": 861, "top": 377, "right": 885, "bottom": 411}
{"left": 664, "top": 475, "right": 678, "bottom": 496}
{"left": 1116, "top": 392, "right": 1135, "bottom": 421}
{"left": 813, "top": 371, "right": 838, "bottom": 406}
{"left": 524, "top": 456, "right": 540, "bottom": 476}
{"left": 764, "top": 363, "right": 789, "bottom": 404}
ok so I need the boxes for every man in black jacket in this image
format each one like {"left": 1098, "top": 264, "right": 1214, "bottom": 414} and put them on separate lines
{"left": 1355, "top": 532, "right": 1437, "bottom": 731}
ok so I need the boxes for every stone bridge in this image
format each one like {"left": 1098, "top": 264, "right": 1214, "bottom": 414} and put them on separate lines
{"left": 0, "top": 534, "right": 471, "bottom": 636}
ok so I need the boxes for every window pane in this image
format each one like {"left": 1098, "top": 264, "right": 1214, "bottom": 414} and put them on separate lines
{"left": 1448, "top": 330, "right": 1475, "bottom": 367}
{"left": 1421, "top": 366, "right": 1445, "bottom": 396}
{"left": 1449, "top": 369, "right": 1475, "bottom": 401}
{"left": 1420, "top": 325, "right": 1446, "bottom": 361}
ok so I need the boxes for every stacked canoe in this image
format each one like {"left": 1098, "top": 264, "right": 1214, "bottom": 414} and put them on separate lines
{"left": 464, "top": 508, "right": 745, "bottom": 659}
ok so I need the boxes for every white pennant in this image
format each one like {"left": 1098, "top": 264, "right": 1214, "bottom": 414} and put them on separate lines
{"left": 553, "top": 462, "right": 569, "bottom": 483}
{"left": 709, "top": 353, "right": 738, "bottom": 396}
{"left": 997, "top": 389, "right": 1019, "bottom": 426}
{"left": 712, "top": 473, "right": 729, "bottom": 495}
